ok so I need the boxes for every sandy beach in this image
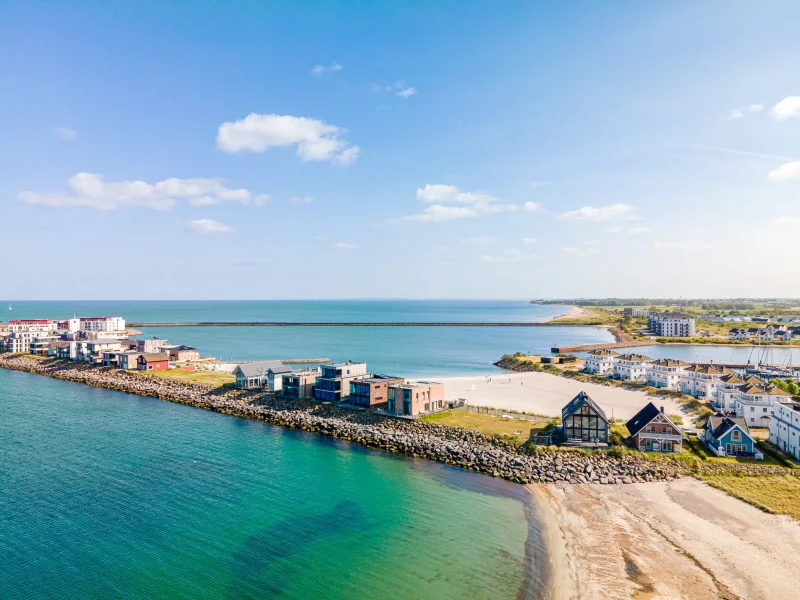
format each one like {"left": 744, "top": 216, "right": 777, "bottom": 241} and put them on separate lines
{"left": 544, "top": 305, "right": 590, "bottom": 322}
{"left": 533, "top": 478, "right": 800, "bottom": 600}
{"left": 436, "top": 371, "right": 682, "bottom": 421}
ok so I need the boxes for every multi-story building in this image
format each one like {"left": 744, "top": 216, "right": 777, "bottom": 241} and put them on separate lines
{"left": 349, "top": 375, "right": 404, "bottom": 409}
{"left": 679, "top": 364, "right": 735, "bottom": 399}
{"left": 282, "top": 369, "right": 320, "bottom": 399}
{"left": 645, "top": 358, "right": 690, "bottom": 390}
{"left": 734, "top": 384, "right": 792, "bottom": 428}
{"left": 81, "top": 339, "right": 126, "bottom": 364}
{"left": 623, "top": 307, "right": 649, "bottom": 318}
{"left": 647, "top": 313, "right": 696, "bottom": 337}
{"left": 79, "top": 316, "right": 126, "bottom": 334}
{"left": 583, "top": 349, "right": 618, "bottom": 375}
{"left": 136, "top": 337, "right": 169, "bottom": 354}
{"left": 770, "top": 402, "right": 800, "bottom": 461}
{"left": 314, "top": 361, "right": 369, "bottom": 402}
{"left": 56, "top": 318, "right": 81, "bottom": 333}
{"left": 29, "top": 334, "right": 61, "bottom": 355}
{"left": 4, "top": 331, "right": 35, "bottom": 353}
{"left": 8, "top": 319, "right": 56, "bottom": 334}
{"left": 714, "top": 373, "right": 746, "bottom": 410}
{"left": 386, "top": 381, "right": 445, "bottom": 417}
{"left": 612, "top": 354, "right": 652, "bottom": 383}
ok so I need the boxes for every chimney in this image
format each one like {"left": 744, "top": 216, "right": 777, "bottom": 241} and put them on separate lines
{"left": 660, "top": 406, "right": 665, "bottom": 414}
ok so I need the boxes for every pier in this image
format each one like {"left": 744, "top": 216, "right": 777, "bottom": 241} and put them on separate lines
{"left": 128, "top": 321, "right": 594, "bottom": 327}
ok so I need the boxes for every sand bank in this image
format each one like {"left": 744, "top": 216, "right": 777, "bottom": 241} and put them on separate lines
{"left": 544, "top": 306, "right": 590, "bottom": 322}
{"left": 533, "top": 478, "right": 800, "bottom": 599}
{"left": 437, "top": 371, "right": 682, "bottom": 421}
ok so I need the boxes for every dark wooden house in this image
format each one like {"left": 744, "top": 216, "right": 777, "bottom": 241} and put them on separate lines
{"left": 561, "top": 391, "right": 609, "bottom": 444}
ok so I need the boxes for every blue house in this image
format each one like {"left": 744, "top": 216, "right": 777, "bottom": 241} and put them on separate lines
{"left": 703, "top": 413, "right": 763, "bottom": 460}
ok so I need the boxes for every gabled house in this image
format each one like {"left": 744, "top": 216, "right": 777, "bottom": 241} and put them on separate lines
{"left": 734, "top": 383, "right": 792, "bottom": 427}
{"left": 714, "top": 373, "right": 745, "bottom": 410}
{"left": 625, "top": 402, "right": 686, "bottom": 453}
{"left": 561, "top": 391, "right": 609, "bottom": 444}
{"left": 704, "top": 413, "right": 763, "bottom": 459}
{"left": 137, "top": 353, "right": 170, "bottom": 371}
{"left": 233, "top": 360, "right": 293, "bottom": 390}
{"left": 774, "top": 329, "right": 792, "bottom": 342}
{"left": 645, "top": 358, "right": 690, "bottom": 390}
{"left": 583, "top": 349, "right": 618, "bottom": 375}
{"left": 612, "top": 354, "right": 652, "bottom": 383}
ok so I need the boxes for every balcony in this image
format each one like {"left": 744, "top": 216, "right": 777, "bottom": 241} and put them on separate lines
{"left": 639, "top": 432, "right": 683, "bottom": 442}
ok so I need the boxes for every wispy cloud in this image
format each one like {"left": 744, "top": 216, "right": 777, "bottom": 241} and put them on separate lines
{"left": 684, "top": 144, "right": 794, "bottom": 162}
{"left": 334, "top": 242, "right": 359, "bottom": 250}
{"left": 55, "top": 127, "right": 77, "bottom": 140}
{"left": 18, "top": 173, "right": 267, "bottom": 211}
{"left": 727, "top": 103, "right": 763, "bottom": 120}
{"left": 398, "top": 184, "right": 542, "bottom": 223}
{"left": 522, "top": 237, "right": 537, "bottom": 245}
{"left": 216, "top": 113, "right": 358, "bottom": 165}
{"left": 772, "top": 96, "right": 800, "bottom": 120}
{"left": 463, "top": 236, "right": 499, "bottom": 245}
{"left": 768, "top": 161, "right": 800, "bottom": 182}
{"left": 607, "top": 226, "right": 652, "bottom": 235}
{"left": 185, "top": 219, "right": 236, "bottom": 235}
{"left": 371, "top": 80, "right": 417, "bottom": 98}
{"left": 482, "top": 249, "right": 538, "bottom": 263}
{"left": 558, "top": 203, "right": 637, "bottom": 221}
{"left": 311, "top": 61, "right": 342, "bottom": 76}
{"left": 563, "top": 246, "right": 600, "bottom": 257}
{"left": 289, "top": 195, "right": 313, "bottom": 204}
{"left": 641, "top": 241, "right": 713, "bottom": 250}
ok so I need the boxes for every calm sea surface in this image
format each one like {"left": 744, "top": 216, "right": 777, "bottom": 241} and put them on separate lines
{"left": 0, "top": 368, "right": 549, "bottom": 599}
{"left": 3, "top": 300, "right": 614, "bottom": 376}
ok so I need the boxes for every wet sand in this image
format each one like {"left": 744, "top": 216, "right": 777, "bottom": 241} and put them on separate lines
{"left": 532, "top": 478, "right": 800, "bottom": 599}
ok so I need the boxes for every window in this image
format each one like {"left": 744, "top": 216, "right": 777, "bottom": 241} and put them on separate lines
{"left": 731, "top": 430, "right": 741, "bottom": 441}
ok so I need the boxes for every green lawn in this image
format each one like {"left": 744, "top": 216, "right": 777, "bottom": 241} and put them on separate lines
{"left": 419, "top": 410, "right": 548, "bottom": 444}
{"left": 698, "top": 474, "right": 800, "bottom": 519}
{"left": 141, "top": 369, "right": 235, "bottom": 386}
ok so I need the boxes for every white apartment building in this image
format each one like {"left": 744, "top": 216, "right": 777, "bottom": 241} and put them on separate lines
{"left": 79, "top": 316, "right": 126, "bottom": 334}
{"left": 5, "top": 331, "right": 35, "bottom": 353}
{"left": 645, "top": 358, "right": 690, "bottom": 390}
{"left": 648, "top": 313, "right": 696, "bottom": 337}
{"left": 770, "top": 402, "right": 800, "bottom": 461}
{"left": 56, "top": 318, "right": 81, "bottom": 333}
{"left": 8, "top": 319, "right": 56, "bottom": 334}
{"left": 714, "top": 374, "right": 747, "bottom": 410}
{"left": 583, "top": 349, "right": 618, "bottom": 375}
{"left": 680, "top": 364, "right": 734, "bottom": 399}
{"left": 613, "top": 354, "right": 652, "bottom": 383}
{"left": 734, "top": 384, "right": 792, "bottom": 428}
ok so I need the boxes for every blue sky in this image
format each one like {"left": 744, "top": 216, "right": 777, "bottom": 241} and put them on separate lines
{"left": 2, "top": 0, "right": 799, "bottom": 300}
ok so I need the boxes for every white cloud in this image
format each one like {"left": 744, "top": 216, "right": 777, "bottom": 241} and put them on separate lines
{"left": 563, "top": 246, "right": 600, "bottom": 257}
{"left": 216, "top": 113, "right": 358, "bottom": 165}
{"left": 770, "top": 216, "right": 800, "bottom": 227}
{"left": 522, "top": 237, "right": 537, "bottom": 245}
{"left": 403, "top": 205, "right": 479, "bottom": 222}
{"left": 185, "top": 219, "right": 236, "bottom": 235}
{"left": 371, "top": 80, "right": 417, "bottom": 98}
{"left": 727, "top": 103, "right": 763, "bottom": 120}
{"left": 772, "top": 96, "right": 800, "bottom": 120}
{"left": 482, "top": 249, "right": 538, "bottom": 263}
{"left": 290, "top": 195, "right": 314, "bottom": 204}
{"left": 641, "top": 241, "right": 714, "bottom": 250}
{"left": 311, "top": 61, "right": 342, "bottom": 76}
{"left": 55, "top": 127, "right": 77, "bottom": 140}
{"left": 558, "top": 203, "right": 637, "bottom": 221}
{"left": 522, "top": 202, "right": 542, "bottom": 212}
{"left": 399, "top": 184, "right": 542, "bottom": 223}
{"left": 768, "top": 161, "right": 800, "bottom": 182}
{"left": 334, "top": 242, "right": 359, "bottom": 250}
{"left": 607, "top": 226, "right": 652, "bottom": 234}
{"left": 18, "top": 173, "right": 266, "bottom": 211}
{"left": 463, "top": 236, "right": 499, "bottom": 245}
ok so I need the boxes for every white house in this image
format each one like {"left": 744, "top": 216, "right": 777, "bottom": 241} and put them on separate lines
{"left": 714, "top": 373, "right": 746, "bottom": 411}
{"left": 774, "top": 329, "right": 793, "bottom": 341}
{"left": 734, "top": 383, "right": 792, "bottom": 428}
{"left": 233, "top": 361, "right": 293, "bottom": 390}
{"left": 583, "top": 349, "right": 618, "bottom": 375}
{"left": 728, "top": 328, "right": 750, "bottom": 341}
{"left": 79, "top": 316, "right": 126, "bottom": 333}
{"left": 613, "top": 354, "right": 652, "bottom": 383}
{"left": 645, "top": 358, "right": 690, "bottom": 390}
{"left": 770, "top": 402, "right": 800, "bottom": 461}
{"left": 679, "top": 364, "right": 735, "bottom": 399}
{"left": 8, "top": 319, "right": 56, "bottom": 334}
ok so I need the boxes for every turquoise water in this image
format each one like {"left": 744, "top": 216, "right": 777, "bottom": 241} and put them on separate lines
{"left": 0, "top": 369, "right": 547, "bottom": 599}
{"left": 3, "top": 300, "right": 613, "bottom": 376}
{"left": 578, "top": 344, "right": 799, "bottom": 366}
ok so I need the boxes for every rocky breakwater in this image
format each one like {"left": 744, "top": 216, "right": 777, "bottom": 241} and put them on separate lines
{"left": 1, "top": 354, "right": 686, "bottom": 486}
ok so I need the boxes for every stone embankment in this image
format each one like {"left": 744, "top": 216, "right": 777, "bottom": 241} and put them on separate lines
{"left": 0, "top": 354, "right": 686, "bottom": 485}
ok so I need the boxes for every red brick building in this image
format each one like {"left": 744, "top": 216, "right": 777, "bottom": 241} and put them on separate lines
{"left": 137, "top": 353, "right": 170, "bottom": 371}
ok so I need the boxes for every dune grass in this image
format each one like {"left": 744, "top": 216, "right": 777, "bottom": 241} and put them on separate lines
{"left": 419, "top": 410, "right": 548, "bottom": 444}
{"left": 698, "top": 474, "right": 800, "bottom": 519}
{"left": 141, "top": 369, "right": 235, "bottom": 386}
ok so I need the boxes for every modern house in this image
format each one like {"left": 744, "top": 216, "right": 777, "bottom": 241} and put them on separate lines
{"left": 83, "top": 339, "right": 126, "bottom": 364}
{"left": 314, "top": 361, "right": 369, "bottom": 402}
{"left": 561, "top": 391, "right": 609, "bottom": 444}
{"left": 137, "top": 337, "right": 169, "bottom": 354}
{"left": 137, "top": 353, "right": 170, "bottom": 371}
{"left": 583, "top": 349, "right": 618, "bottom": 375}
{"left": 734, "top": 384, "right": 792, "bottom": 427}
{"left": 349, "top": 375, "right": 404, "bottom": 409}
{"left": 704, "top": 413, "right": 763, "bottom": 459}
{"left": 282, "top": 369, "right": 319, "bottom": 400}
{"left": 679, "top": 364, "right": 735, "bottom": 399}
{"left": 770, "top": 402, "right": 800, "bottom": 461}
{"left": 167, "top": 345, "right": 199, "bottom": 362}
{"left": 233, "top": 361, "right": 293, "bottom": 390}
{"left": 714, "top": 373, "right": 746, "bottom": 411}
{"left": 647, "top": 312, "right": 696, "bottom": 337}
{"left": 612, "top": 354, "right": 651, "bottom": 383}
{"left": 625, "top": 402, "right": 685, "bottom": 453}
{"left": 645, "top": 358, "right": 690, "bottom": 390}
{"left": 386, "top": 381, "right": 445, "bottom": 417}
{"left": 728, "top": 328, "right": 750, "bottom": 341}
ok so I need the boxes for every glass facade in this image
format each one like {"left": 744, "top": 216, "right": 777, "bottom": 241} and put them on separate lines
{"left": 563, "top": 404, "right": 608, "bottom": 442}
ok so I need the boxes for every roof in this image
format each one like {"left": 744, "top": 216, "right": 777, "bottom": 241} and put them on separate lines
{"left": 562, "top": 391, "right": 608, "bottom": 423}
{"left": 779, "top": 402, "right": 800, "bottom": 414}
{"left": 763, "top": 384, "right": 791, "bottom": 396}
{"left": 324, "top": 361, "right": 366, "bottom": 368}
{"left": 587, "top": 349, "right": 619, "bottom": 357}
{"left": 139, "top": 353, "right": 169, "bottom": 362}
{"left": 684, "top": 364, "right": 735, "bottom": 375}
{"left": 617, "top": 353, "right": 652, "bottom": 362}
{"left": 651, "top": 312, "right": 693, "bottom": 319}
{"left": 234, "top": 360, "right": 291, "bottom": 377}
{"left": 625, "top": 402, "right": 661, "bottom": 437}
{"left": 649, "top": 358, "right": 690, "bottom": 367}
{"left": 743, "top": 375, "right": 766, "bottom": 385}
{"left": 707, "top": 413, "right": 751, "bottom": 440}
{"left": 355, "top": 374, "right": 404, "bottom": 384}
{"left": 719, "top": 374, "right": 744, "bottom": 384}
{"left": 87, "top": 338, "right": 124, "bottom": 345}
{"left": 173, "top": 345, "right": 197, "bottom": 351}
{"left": 393, "top": 380, "right": 443, "bottom": 389}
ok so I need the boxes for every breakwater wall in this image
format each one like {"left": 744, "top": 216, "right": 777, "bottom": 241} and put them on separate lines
{"left": 0, "top": 354, "right": 689, "bottom": 485}
{"left": 127, "top": 321, "right": 598, "bottom": 328}
{"left": 551, "top": 340, "right": 654, "bottom": 353}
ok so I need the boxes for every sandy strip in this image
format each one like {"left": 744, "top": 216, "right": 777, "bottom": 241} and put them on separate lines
{"left": 436, "top": 371, "right": 682, "bottom": 422}
{"left": 543, "top": 306, "right": 590, "bottom": 322}
{"left": 533, "top": 478, "right": 800, "bottom": 599}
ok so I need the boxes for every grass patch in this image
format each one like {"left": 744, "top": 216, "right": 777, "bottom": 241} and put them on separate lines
{"left": 698, "top": 474, "right": 800, "bottom": 519}
{"left": 140, "top": 369, "right": 235, "bottom": 386}
{"left": 419, "top": 410, "right": 548, "bottom": 444}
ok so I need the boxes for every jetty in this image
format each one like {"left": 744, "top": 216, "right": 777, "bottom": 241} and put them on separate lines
{"left": 128, "top": 321, "right": 598, "bottom": 327}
